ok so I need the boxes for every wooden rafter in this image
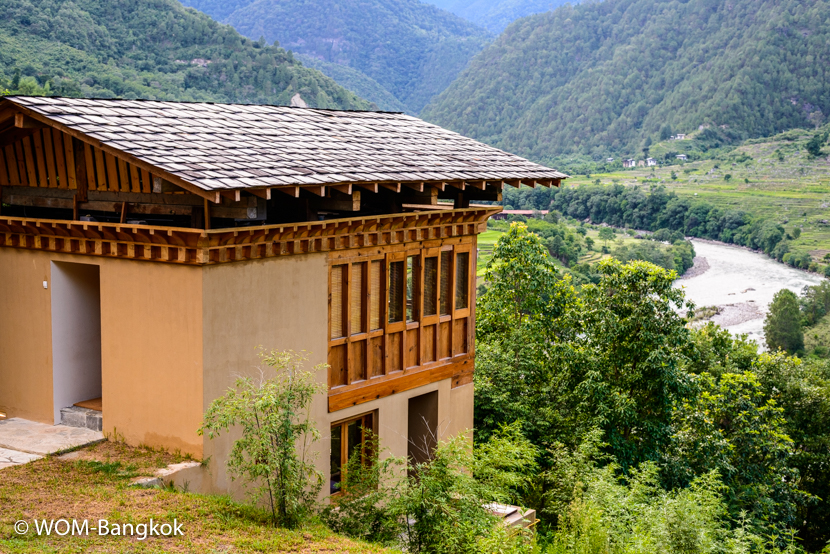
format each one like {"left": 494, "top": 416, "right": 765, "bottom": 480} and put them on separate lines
{"left": 0, "top": 206, "right": 500, "bottom": 265}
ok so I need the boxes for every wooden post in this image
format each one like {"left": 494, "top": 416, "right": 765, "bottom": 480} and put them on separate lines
{"left": 72, "top": 138, "right": 88, "bottom": 221}
{"left": 204, "top": 198, "right": 210, "bottom": 230}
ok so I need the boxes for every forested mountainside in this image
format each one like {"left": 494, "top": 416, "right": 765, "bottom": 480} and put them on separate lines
{"left": 296, "top": 54, "right": 408, "bottom": 113}
{"left": 442, "top": 0, "right": 572, "bottom": 33}
{"left": 181, "top": 0, "right": 491, "bottom": 113}
{"left": 0, "top": 0, "right": 371, "bottom": 110}
{"left": 422, "top": 0, "right": 830, "bottom": 162}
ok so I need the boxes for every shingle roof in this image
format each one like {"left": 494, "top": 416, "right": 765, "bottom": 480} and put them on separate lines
{"left": 4, "top": 96, "right": 567, "bottom": 193}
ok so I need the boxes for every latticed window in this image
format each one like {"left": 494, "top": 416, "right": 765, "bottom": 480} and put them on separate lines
{"left": 328, "top": 242, "right": 474, "bottom": 389}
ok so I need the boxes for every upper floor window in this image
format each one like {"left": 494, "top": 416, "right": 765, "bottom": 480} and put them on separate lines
{"left": 328, "top": 242, "right": 473, "bottom": 389}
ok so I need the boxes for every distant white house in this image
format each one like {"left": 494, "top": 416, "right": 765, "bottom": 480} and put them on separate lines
{"left": 606, "top": 157, "right": 614, "bottom": 162}
{"left": 676, "top": 154, "right": 688, "bottom": 160}
{"left": 623, "top": 158, "right": 637, "bottom": 168}
{"left": 674, "top": 133, "right": 686, "bottom": 140}
{"left": 647, "top": 158, "right": 658, "bottom": 166}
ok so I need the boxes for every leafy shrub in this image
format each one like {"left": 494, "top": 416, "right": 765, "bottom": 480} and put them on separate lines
{"left": 200, "top": 350, "right": 325, "bottom": 528}
{"left": 322, "top": 427, "right": 538, "bottom": 553}
{"left": 320, "top": 432, "right": 403, "bottom": 546}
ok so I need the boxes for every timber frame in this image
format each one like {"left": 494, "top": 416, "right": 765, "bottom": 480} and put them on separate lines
{"left": 0, "top": 207, "right": 499, "bottom": 265}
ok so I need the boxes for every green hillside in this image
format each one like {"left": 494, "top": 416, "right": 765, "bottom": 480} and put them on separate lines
{"left": 444, "top": 0, "right": 572, "bottom": 33}
{"left": 0, "top": 0, "right": 371, "bottom": 110}
{"left": 422, "top": 0, "right": 830, "bottom": 161}
{"left": 182, "top": 0, "right": 491, "bottom": 113}
{"left": 296, "top": 54, "right": 408, "bottom": 113}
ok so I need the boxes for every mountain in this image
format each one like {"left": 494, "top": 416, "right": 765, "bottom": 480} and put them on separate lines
{"left": 445, "top": 0, "right": 572, "bottom": 33}
{"left": 181, "top": 0, "right": 491, "bottom": 113}
{"left": 295, "top": 55, "right": 408, "bottom": 113}
{"left": 0, "top": 0, "right": 371, "bottom": 110}
{"left": 422, "top": 0, "right": 830, "bottom": 163}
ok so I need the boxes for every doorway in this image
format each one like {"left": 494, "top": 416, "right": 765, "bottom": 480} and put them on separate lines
{"left": 50, "top": 262, "right": 102, "bottom": 424}
{"left": 408, "top": 391, "right": 438, "bottom": 468}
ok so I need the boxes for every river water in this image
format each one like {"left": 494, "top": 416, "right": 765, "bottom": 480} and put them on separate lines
{"left": 674, "top": 239, "right": 824, "bottom": 348}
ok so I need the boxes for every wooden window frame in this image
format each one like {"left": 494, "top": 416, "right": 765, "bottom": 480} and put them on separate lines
{"left": 328, "top": 240, "right": 476, "bottom": 391}
{"left": 453, "top": 244, "right": 473, "bottom": 318}
{"left": 330, "top": 411, "right": 376, "bottom": 496}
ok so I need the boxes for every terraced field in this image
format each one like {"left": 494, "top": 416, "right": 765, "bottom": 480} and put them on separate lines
{"left": 565, "top": 132, "right": 830, "bottom": 258}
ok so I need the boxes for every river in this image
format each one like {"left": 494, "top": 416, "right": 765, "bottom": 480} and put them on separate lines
{"left": 674, "top": 239, "right": 825, "bottom": 349}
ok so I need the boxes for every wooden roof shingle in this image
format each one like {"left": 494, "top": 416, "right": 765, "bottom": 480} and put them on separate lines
{"left": 4, "top": 96, "right": 568, "bottom": 193}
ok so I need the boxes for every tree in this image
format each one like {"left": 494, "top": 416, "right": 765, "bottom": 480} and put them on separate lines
{"left": 764, "top": 289, "right": 804, "bottom": 354}
{"left": 475, "top": 222, "right": 580, "bottom": 447}
{"left": 579, "top": 259, "right": 694, "bottom": 468}
{"left": 598, "top": 226, "right": 615, "bottom": 247}
{"left": 668, "top": 370, "right": 805, "bottom": 532}
{"left": 200, "top": 350, "right": 325, "bottom": 528}
{"left": 724, "top": 174, "right": 732, "bottom": 182}
{"left": 806, "top": 131, "right": 828, "bottom": 158}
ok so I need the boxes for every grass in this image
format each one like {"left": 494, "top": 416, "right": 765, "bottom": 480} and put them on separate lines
{"left": 0, "top": 441, "right": 395, "bottom": 553}
{"left": 565, "top": 131, "right": 830, "bottom": 259}
{"left": 476, "top": 230, "right": 502, "bottom": 277}
{"left": 805, "top": 315, "right": 830, "bottom": 355}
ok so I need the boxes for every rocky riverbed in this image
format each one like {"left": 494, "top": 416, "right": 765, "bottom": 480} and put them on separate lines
{"left": 674, "top": 239, "right": 824, "bottom": 348}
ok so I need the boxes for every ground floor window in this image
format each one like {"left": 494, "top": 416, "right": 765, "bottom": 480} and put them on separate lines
{"left": 330, "top": 412, "right": 375, "bottom": 495}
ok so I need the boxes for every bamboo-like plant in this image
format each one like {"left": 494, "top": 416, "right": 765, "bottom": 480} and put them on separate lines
{"left": 200, "top": 350, "right": 325, "bottom": 528}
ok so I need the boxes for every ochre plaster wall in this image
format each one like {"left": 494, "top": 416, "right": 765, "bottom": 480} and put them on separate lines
{"left": 0, "top": 249, "right": 204, "bottom": 457}
{"left": 200, "top": 252, "right": 473, "bottom": 501}
{"left": 201, "top": 254, "right": 329, "bottom": 497}
{"left": 0, "top": 249, "right": 55, "bottom": 422}
{"left": 447, "top": 383, "right": 475, "bottom": 442}
{"left": 98, "top": 259, "right": 203, "bottom": 457}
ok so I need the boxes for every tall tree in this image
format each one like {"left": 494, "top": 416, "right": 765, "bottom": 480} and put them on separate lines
{"left": 764, "top": 289, "right": 804, "bottom": 354}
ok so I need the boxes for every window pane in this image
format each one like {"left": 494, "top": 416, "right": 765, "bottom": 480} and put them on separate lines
{"left": 351, "top": 262, "right": 365, "bottom": 334}
{"left": 406, "top": 255, "right": 419, "bottom": 322}
{"left": 440, "top": 251, "right": 452, "bottom": 315}
{"left": 424, "top": 257, "right": 438, "bottom": 316}
{"left": 388, "top": 260, "right": 404, "bottom": 323}
{"left": 347, "top": 420, "right": 361, "bottom": 463}
{"left": 455, "top": 252, "right": 469, "bottom": 310}
{"left": 370, "top": 260, "right": 382, "bottom": 330}
{"left": 331, "top": 265, "right": 346, "bottom": 339}
{"left": 330, "top": 425, "right": 342, "bottom": 494}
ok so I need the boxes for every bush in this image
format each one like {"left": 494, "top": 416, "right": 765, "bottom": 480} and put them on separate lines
{"left": 320, "top": 432, "right": 403, "bottom": 546}
{"left": 545, "top": 457, "right": 774, "bottom": 554}
{"left": 323, "top": 426, "right": 538, "bottom": 553}
{"left": 200, "top": 350, "right": 325, "bottom": 528}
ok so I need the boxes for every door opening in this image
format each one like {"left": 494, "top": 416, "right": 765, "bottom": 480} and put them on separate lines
{"left": 408, "top": 391, "right": 438, "bottom": 470}
{"left": 50, "top": 262, "right": 102, "bottom": 424}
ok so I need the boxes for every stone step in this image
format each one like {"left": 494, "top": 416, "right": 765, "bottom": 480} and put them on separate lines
{"left": 60, "top": 406, "right": 102, "bottom": 432}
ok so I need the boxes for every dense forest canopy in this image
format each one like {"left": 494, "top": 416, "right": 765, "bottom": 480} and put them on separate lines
{"left": 181, "top": 0, "right": 491, "bottom": 113}
{"left": 0, "top": 0, "right": 371, "bottom": 110}
{"left": 422, "top": 0, "right": 830, "bottom": 161}
{"left": 438, "top": 0, "right": 573, "bottom": 33}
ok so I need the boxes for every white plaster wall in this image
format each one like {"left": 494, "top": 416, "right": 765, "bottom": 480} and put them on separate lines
{"left": 50, "top": 262, "right": 102, "bottom": 423}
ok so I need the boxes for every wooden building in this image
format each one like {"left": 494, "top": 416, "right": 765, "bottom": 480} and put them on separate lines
{"left": 0, "top": 96, "right": 566, "bottom": 496}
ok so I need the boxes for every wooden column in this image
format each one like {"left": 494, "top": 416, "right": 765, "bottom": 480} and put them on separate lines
{"left": 72, "top": 138, "right": 89, "bottom": 220}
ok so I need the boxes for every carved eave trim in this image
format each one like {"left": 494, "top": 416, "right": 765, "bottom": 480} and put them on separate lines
{"left": 0, "top": 207, "right": 501, "bottom": 265}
